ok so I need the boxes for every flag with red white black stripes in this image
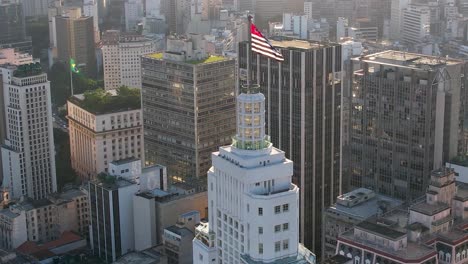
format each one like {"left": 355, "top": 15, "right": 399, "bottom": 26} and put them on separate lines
{"left": 250, "top": 21, "right": 284, "bottom": 62}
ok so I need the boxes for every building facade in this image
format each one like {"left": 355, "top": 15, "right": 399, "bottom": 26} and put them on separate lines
{"left": 0, "top": 0, "right": 28, "bottom": 52}
{"left": 89, "top": 177, "right": 139, "bottom": 263}
{"left": 102, "top": 31, "right": 158, "bottom": 90}
{"left": 55, "top": 11, "right": 97, "bottom": 77}
{"left": 163, "top": 224, "right": 194, "bottom": 264}
{"left": 402, "top": 4, "right": 431, "bottom": 44}
{"left": 141, "top": 35, "right": 236, "bottom": 183}
{"left": 0, "top": 63, "right": 56, "bottom": 200}
{"left": 239, "top": 38, "right": 342, "bottom": 254}
{"left": 349, "top": 51, "right": 464, "bottom": 201}
{"left": 192, "top": 88, "right": 316, "bottom": 264}
{"left": 67, "top": 92, "right": 143, "bottom": 181}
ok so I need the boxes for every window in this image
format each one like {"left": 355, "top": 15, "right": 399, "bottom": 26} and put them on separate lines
{"left": 275, "top": 206, "right": 281, "bottom": 214}
{"left": 283, "top": 223, "right": 289, "bottom": 231}
{"left": 275, "top": 241, "right": 281, "bottom": 252}
{"left": 258, "top": 207, "right": 263, "bottom": 216}
{"left": 283, "top": 240, "right": 289, "bottom": 250}
{"left": 258, "top": 227, "right": 263, "bottom": 234}
{"left": 283, "top": 204, "right": 289, "bottom": 212}
{"left": 259, "top": 243, "right": 263, "bottom": 254}
{"left": 274, "top": 225, "right": 281, "bottom": 232}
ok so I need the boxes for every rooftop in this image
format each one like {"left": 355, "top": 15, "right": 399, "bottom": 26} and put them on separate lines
{"left": 339, "top": 230, "right": 436, "bottom": 261}
{"left": 165, "top": 225, "right": 193, "bottom": 237}
{"left": 145, "top": 52, "right": 228, "bottom": 65}
{"left": 354, "top": 50, "right": 462, "bottom": 69}
{"left": 269, "top": 37, "right": 339, "bottom": 50}
{"left": 328, "top": 190, "right": 403, "bottom": 220}
{"left": 322, "top": 255, "right": 352, "bottom": 264}
{"left": 410, "top": 201, "right": 450, "bottom": 216}
{"left": 241, "top": 244, "right": 316, "bottom": 264}
{"left": 69, "top": 87, "right": 141, "bottom": 115}
{"left": 93, "top": 174, "right": 136, "bottom": 190}
{"left": 111, "top": 157, "right": 140, "bottom": 166}
{"left": 356, "top": 221, "right": 406, "bottom": 240}
{"left": 12, "top": 62, "right": 43, "bottom": 78}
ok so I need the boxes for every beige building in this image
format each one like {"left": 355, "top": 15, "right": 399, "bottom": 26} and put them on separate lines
{"left": 67, "top": 91, "right": 143, "bottom": 181}
{"left": 102, "top": 31, "right": 157, "bottom": 90}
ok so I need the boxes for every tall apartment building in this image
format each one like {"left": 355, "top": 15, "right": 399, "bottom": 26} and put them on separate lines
{"left": 0, "top": 0, "right": 31, "bottom": 54}
{"left": 67, "top": 90, "right": 143, "bottom": 181}
{"left": 102, "top": 31, "right": 157, "bottom": 90}
{"left": 390, "top": 0, "right": 410, "bottom": 40}
{"left": 89, "top": 177, "right": 139, "bottom": 263}
{"left": 239, "top": 38, "right": 342, "bottom": 254}
{"left": 124, "top": 0, "right": 143, "bottom": 31}
{"left": 349, "top": 51, "right": 464, "bottom": 201}
{"left": 55, "top": 10, "right": 97, "bottom": 77}
{"left": 20, "top": 0, "right": 49, "bottom": 17}
{"left": 334, "top": 167, "right": 468, "bottom": 264}
{"left": 0, "top": 208, "right": 26, "bottom": 250}
{"left": 402, "top": 4, "right": 432, "bottom": 44}
{"left": 83, "top": 0, "right": 100, "bottom": 42}
{"left": 193, "top": 88, "right": 316, "bottom": 264}
{"left": 0, "top": 63, "right": 56, "bottom": 200}
{"left": 141, "top": 35, "right": 236, "bottom": 183}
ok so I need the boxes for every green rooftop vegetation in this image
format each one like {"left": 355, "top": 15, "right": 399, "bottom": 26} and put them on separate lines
{"left": 76, "top": 86, "right": 140, "bottom": 114}
{"left": 13, "top": 62, "right": 43, "bottom": 78}
{"left": 147, "top": 52, "right": 226, "bottom": 64}
{"left": 148, "top": 52, "right": 163, "bottom": 59}
{"left": 187, "top": 55, "right": 226, "bottom": 64}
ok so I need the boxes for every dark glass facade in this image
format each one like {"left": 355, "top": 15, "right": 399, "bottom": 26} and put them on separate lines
{"left": 141, "top": 56, "right": 236, "bottom": 185}
{"left": 0, "top": 1, "right": 26, "bottom": 44}
{"left": 239, "top": 39, "right": 342, "bottom": 256}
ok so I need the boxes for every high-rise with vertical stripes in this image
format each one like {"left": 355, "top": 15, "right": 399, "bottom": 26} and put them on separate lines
{"left": 239, "top": 38, "right": 342, "bottom": 256}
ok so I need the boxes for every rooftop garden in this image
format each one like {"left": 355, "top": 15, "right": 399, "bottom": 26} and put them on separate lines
{"left": 147, "top": 53, "right": 226, "bottom": 64}
{"left": 450, "top": 155, "right": 468, "bottom": 167}
{"left": 75, "top": 86, "right": 141, "bottom": 114}
{"left": 186, "top": 55, "right": 226, "bottom": 64}
{"left": 13, "top": 62, "right": 43, "bottom": 78}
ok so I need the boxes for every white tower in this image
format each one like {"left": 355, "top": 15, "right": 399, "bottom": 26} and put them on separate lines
{"left": 1, "top": 63, "right": 57, "bottom": 200}
{"left": 193, "top": 86, "right": 316, "bottom": 264}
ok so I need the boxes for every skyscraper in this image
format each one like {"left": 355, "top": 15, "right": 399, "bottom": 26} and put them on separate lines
{"left": 55, "top": 9, "right": 97, "bottom": 77}
{"left": 0, "top": 0, "right": 32, "bottom": 54}
{"left": 0, "top": 63, "right": 57, "bottom": 200}
{"left": 239, "top": 38, "right": 342, "bottom": 255}
{"left": 102, "top": 31, "right": 158, "bottom": 90}
{"left": 348, "top": 51, "right": 464, "bottom": 201}
{"left": 141, "top": 35, "right": 236, "bottom": 184}
{"left": 193, "top": 86, "right": 316, "bottom": 264}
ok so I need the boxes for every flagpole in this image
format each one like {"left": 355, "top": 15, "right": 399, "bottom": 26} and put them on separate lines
{"left": 69, "top": 57, "right": 74, "bottom": 96}
{"left": 247, "top": 15, "right": 252, "bottom": 91}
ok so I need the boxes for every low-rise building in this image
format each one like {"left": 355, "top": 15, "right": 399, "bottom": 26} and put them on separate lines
{"left": 89, "top": 176, "right": 139, "bottom": 263}
{"left": 67, "top": 89, "right": 143, "bottom": 181}
{"left": 163, "top": 223, "right": 194, "bottom": 264}
{"left": 334, "top": 167, "right": 468, "bottom": 264}
{"left": 322, "top": 188, "right": 403, "bottom": 259}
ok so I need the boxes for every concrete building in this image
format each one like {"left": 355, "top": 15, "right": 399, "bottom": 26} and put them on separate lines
{"left": 124, "top": 0, "right": 144, "bottom": 31}
{"left": 20, "top": 0, "right": 49, "bottom": 17}
{"left": 390, "top": 0, "right": 410, "bottom": 40}
{"left": 0, "top": 0, "right": 31, "bottom": 54}
{"left": 192, "top": 87, "right": 316, "bottom": 263}
{"left": 102, "top": 31, "right": 158, "bottom": 90}
{"left": 55, "top": 10, "right": 97, "bottom": 77}
{"left": 67, "top": 90, "right": 143, "bottom": 181}
{"left": 83, "top": 0, "right": 100, "bottom": 42}
{"left": 133, "top": 187, "right": 207, "bottom": 251}
{"left": 322, "top": 188, "right": 403, "bottom": 259}
{"left": 141, "top": 35, "right": 236, "bottom": 183}
{"left": 349, "top": 51, "right": 464, "bottom": 201}
{"left": 48, "top": 188, "right": 89, "bottom": 236}
{"left": 335, "top": 167, "right": 468, "bottom": 264}
{"left": 239, "top": 38, "right": 342, "bottom": 254}
{"left": 402, "top": 4, "right": 432, "bottom": 44}
{"left": 0, "top": 63, "right": 56, "bottom": 200}
{"left": 89, "top": 176, "right": 139, "bottom": 263}
{"left": 0, "top": 208, "right": 26, "bottom": 250}
{"left": 283, "top": 13, "right": 308, "bottom": 39}
{"left": 164, "top": 223, "right": 194, "bottom": 264}
{"left": 0, "top": 48, "right": 33, "bottom": 66}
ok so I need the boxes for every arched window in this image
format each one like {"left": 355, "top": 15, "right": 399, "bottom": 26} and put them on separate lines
{"left": 354, "top": 256, "right": 360, "bottom": 264}
{"left": 446, "top": 252, "right": 451, "bottom": 263}
{"left": 439, "top": 250, "right": 444, "bottom": 260}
